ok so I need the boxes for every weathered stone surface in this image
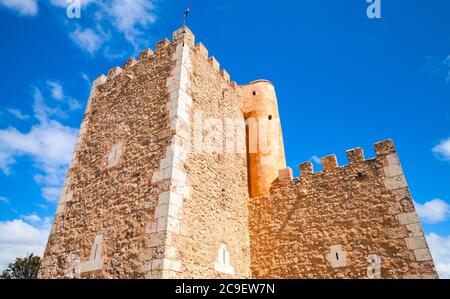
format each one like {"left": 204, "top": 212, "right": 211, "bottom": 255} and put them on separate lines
{"left": 249, "top": 141, "right": 437, "bottom": 279}
{"left": 37, "top": 27, "right": 437, "bottom": 280}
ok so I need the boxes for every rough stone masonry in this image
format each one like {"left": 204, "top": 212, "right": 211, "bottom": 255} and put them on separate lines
{"left": 37, "top": 26, "right": 438, "bottom": 279}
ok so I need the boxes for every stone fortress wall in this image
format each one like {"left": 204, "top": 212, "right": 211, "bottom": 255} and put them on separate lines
{"left": 38, "top": 26, "right": 437, "bottom": 279}
{"left": 249, "top": 140, "right": 438, "bottom": 278}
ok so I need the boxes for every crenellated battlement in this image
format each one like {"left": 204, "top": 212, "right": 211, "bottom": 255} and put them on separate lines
{"left": 251, "top": 138, "right": 437, "bottom": 278}
{"left": 91, "top": 26, "right": 238, "bottom": 91}
{"left": 193, "top": 41, "right": 238, "bottom": 89}
{"left": 278, "top": 139, "right": 397, "bottom": 181}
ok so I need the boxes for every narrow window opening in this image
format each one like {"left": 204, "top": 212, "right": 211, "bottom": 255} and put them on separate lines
{"left": 222, "top": 249, "right": 226, "bottom": 264}
{"left": 94, "top": 244, "right": 98, "bottom": 259}
{"left": 268, "top": 115, "right": 273, "bottom": 120}
{"left": 336, "top": 252, "right": 339, "bottom": 260}
{"left": 252, "top": 91, "right": 256, "bottom": 96}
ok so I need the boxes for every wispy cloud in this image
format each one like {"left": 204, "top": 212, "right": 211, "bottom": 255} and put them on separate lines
{"left": 0, "top": 196, "right": 10, "bottom": 205}
{"left": 80, "top": 72, "right": 91, "bottom": 86}
{"left": 415, "top": 199, "right": 450, "bottom": 224}
{"left": 2, "top": 0, "right": 161, "bottom": 57}
{"left": 46, "top": 80, "right": 82, "bottom": 111}
{"left": 106, "top": 0, "right": 157, "bottom": 49}
{"left": 433, "top": 138, "right": 450, "bottom": 161}
{"left": 53, "top": 0, "right": 160, "bottom": 56}
{"left": 0, "top": 0, "right": 38, "bottom": 16}
{"left": 70, "top": 25, "right": 108, "bottom": 55}
{"left": 0, "top": 82, "right": 79, "bottom": 202}
{"left": 7, "top": 108, "right": 30, "bottom": 120}
{"left": 426, "top": 233, "right": 450, "bottom": 279}
{"left": 422, "top": 55, "right": 450, "bottom": 84}
{"left": 46, "top": 81, "right": 64, "bottom": 101}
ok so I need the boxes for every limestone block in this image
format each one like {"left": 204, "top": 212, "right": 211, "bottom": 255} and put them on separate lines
{"left": 148, "top": 232, "right": 166, "bottom": 248}
{"left": 384, "top": 175, "right": 407, "bottom": 191}
{"left": 406, "top": 223, "right": 424, "bottom": 237}
{"left": 156, "top": 216, "right": 180, "bottom": 233}
{"left": 384, "top": 154, "right": 403, "bottom": 178}
{"left": 155, "top": 203, "right": 181, "bottom": 219}
{"left": 397, "top": 212, "right": 419, "bottom": 225}
{"left": 152, "top": 258, "right": 181, "bottom": 272}
{"left": 405, "top": 237, "right": 427, "bottom": 250}
{"left": 326, "top": 245, "right": 347, "bottom": 268}
{"left": 414, "top": 249, "right": 433, "bottom": 262}
{"left": 159, "top": 192, "right": 183, "bottom": 207}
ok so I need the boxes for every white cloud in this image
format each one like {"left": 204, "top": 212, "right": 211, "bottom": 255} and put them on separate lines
{"left": 0, "top": 84, "right": 79, "bottom": 203}
{"left": 0, "top": 151, "right": 16, "bottom": 175}
{"left": 0, "top": 196, "right": 10, "bottom": 205}
{"left": 0, "top": 218, "right": 51, "bottom": 271}
{"left": 63, "top": 0, "right": 159, "bottom": 55}
{"left": 433, "top": 138, "right": 450, "bottom": 161}
{"left": 106, "top": 0, "right": 157, "bottom": 49}
{"left": 426, "top": 233, "right": 450, "bottom": 279}
{"left": 415, "top": 199, "right": 450, "bottom": 224}
{"left": 80, "top": 72, "right": 91, "bottom": 86}
{"left": 41, "top": 186, "right": 63, "bottom": 203}
{"left": 70, "top": 26, "right": 106, "bottom": 55}
{"left": 47, "top": 81, "right": 64, "bottom": 101}
{"left": 444, "top": 56, "right": 450, "bottom": 67}
{"left": 310, "top": 155, "right": 321, "bottom": 164}
{"left": 45, "top": 81, "right": 81, "bottom": 111}
{"left": 0, "top": 0, "right": 38, "bottom": 16}
{"left": 0, "top": 122, "right": 77, "bottom": 168}
{"left": 0, "top": 121, "right": 77, "bottom": 202}
{"left": 32, "top": 87, "right": 67, "bottom": 122}
{"left": 7, "top": 108, "right": 30, "bottom": 120}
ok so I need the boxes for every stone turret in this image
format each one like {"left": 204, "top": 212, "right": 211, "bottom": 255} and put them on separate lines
{"left": 240, "top": 80, "right": 287, "bottom": 198}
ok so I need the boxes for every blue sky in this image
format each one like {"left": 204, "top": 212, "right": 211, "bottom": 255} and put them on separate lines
{"left": 0, "top": 0, "right": 449, "bottom": 277}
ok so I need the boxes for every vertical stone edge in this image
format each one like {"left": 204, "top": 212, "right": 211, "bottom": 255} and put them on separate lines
{"left": 375, "top": 140, "right": 438, "bottom": 279}
{"left": 144, "top": 27, "right": 194, "bottom": 279}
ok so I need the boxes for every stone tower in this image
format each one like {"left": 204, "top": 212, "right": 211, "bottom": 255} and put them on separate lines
{"left": 38, "top": 26, "right": 438, "bottom": 279}
{"left": 240, "top": 80, "right": 287, "bottom": 198}
{"left": 38, "top": 26, "right": 257, "bottom": 278}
